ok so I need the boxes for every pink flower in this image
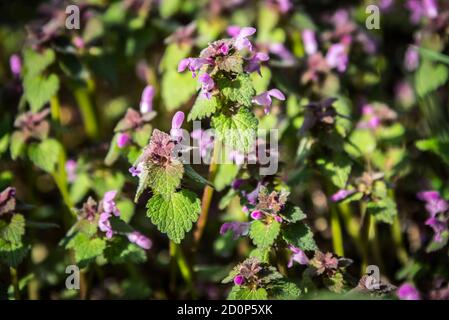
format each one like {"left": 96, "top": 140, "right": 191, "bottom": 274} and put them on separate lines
{"left": 9, "top": 54, "right": 21, "bottom": 77}
{"left": 102, "top": 191, "right": 120, "bottom": 217}
{"left": 140, "top": 85, "right": 155, "bottom": 113}
{"left": 191, "top": 129, "right": 214, "bottom": 158}
{"left": 199, "top": 73, "right": 215, "bottom": 99}
{"left": 73, "top": 36, "right": 85, "bottom": 49}
{"left": 227, "top": 25, "right": 241, "bottom": 37}
{"left": 252, "top": 89, "right": 286, "bottom": 114}
{"left": 128, "top": 231, "right": 152, "bottom": 250}
{"left": 269, "top": 43, "right": 295, "bottom": 64}
{"left": 220, "top": 222, "right": 250, "bottom": 240}
{"left": 99, "top": 212, "right": 114, "bottom": 239}
{"left": 65, "top": 159, "right": 77, "bottom": 183}
{"left": 129, "top": 165, "right": 142, "bottom": 177}
{"left": 170, "top": 111, "right": 185, "bottom": 141}
{"left": 302, "top": 29, "right": 318, "bottom": 55}
{"left": 250, "top": 210, "right": 264, "bottom": 220}
{"left": 274, "top": 215, "right": 283, "bottom": 223}
{"left": 287, "top": 245, "right": 309, "bottom": 268}
{"left": 417, "top": 190, "right": 449, "bottom": 217}
{"left": 234, "top": 275, "right": 245, "bottom": 286}
{"left": 326, "top": 43, "right": 348, "bottom": 72}
{"left": 404, "top": 46, "right": 419, "bottom": 71}
{"left": 330, "top": 189, "right": 355, "bottom": 202}
{"left": 234, "top": 27, "right": 256, "bottom": 51}
{"left": 397, "top": 283, "right": 421, "bottom": 300}
{"left": 178, "top": 58, "right": 212, "bottom": 78}
{"left": 117, "top": 132, "right": 131, "bottom": 148}
{"left": 423, "top": 0, "right": 438, "bottom": 18}
{"left": 245, "top": 52, "right": 270, "bottom": 74}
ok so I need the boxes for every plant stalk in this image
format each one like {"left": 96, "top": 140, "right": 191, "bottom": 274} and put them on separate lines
{"left": 10, "top": 267, "right": 20, "bottom": 300}
{"left": 193, "top": 141, "right": 220, "bottom": 249}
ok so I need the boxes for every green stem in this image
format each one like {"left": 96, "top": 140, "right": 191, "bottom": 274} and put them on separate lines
{"left": 389, "top": 189, "right": 409, "bottom": 265}
{"left": 10, "top": 267, "right": 20, "bottom": 300}
{"left": 170, "top": 241, "right": 196, "bottom": 297}
{"left": 330, "top": 205, "right": 344, "bottom": 256}
{"left": 359, "top": 202, "right": 371, "bottom": 274}
{"left": 50, "top": 96, "right": 74, "bottom": 215}
{"left": 338, "top": 202, "right": 364, "bottom": 255}
{"left": 73, "top": 82, "right": 98, "bottom": 139}
{"left": 193, "top": 141, "right": 220, "bottom": 249}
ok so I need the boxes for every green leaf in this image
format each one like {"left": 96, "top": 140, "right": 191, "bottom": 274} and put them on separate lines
{"left": 416, "top": 138, "right": 449, "bottom": 165}
{"left": 249, "top": 220, "right": 281, "bottom": 248}
{"left": 104, "top": 133, "right": 121, "bottom": 166}
{"left": 283, "top": 222, "right": 317, "bottom": 251}
{"left": 160, "top": 43, "right": 191, "bottom": 72}
{"left": 249, "top": 247, "right": 270, "bottom": 263}
{"left": 0, "top": 240, "right": 28, "bottom": 268}
{"left": 23, "top": 48, "right": 55, "bottom": 77}
{"left": 159, "top": 0, "right": 181, "bottom": 18}
{"left": 66, "top": 232, "right": 106, "bottom": 267}
{"left": 70, "top": 173, "right": 91, "bottom": 204}
{"left": 228, "top": 286, "right": 268, "bottom": 300}
{"left": 104, "top": 237, "right": 146, "bottom": 264}
{"left": 146, "top": 189, "right": 201, "bottom": 243}
{"left": 270, "top": 280, "right": 301, "bottom": 299}
{"left": 133, "top": 124, "right": 152, "bottom": 148}
{"left": 218, "top": 74, "right": 255, "bottom": 107}
{"left": 282, "top": 204, "right": 306, "bottom": 223}
{"left": 344, "top": 130, "right": 377, "bottom": 158}
{"left": 0, "top": 214, "right": 25, "bottom": 244}
{"left": 24, "top": 74, "right": 60, "bottom": 112}
{"left": 162, "top": 70, "right": 196, "bottom": 111}
{"left": 415, "top": 60, "right": 448, "bottom": 98}
{"left": 10, "top": 131, "right": 27, "bottom": 160}
{"left": 417, "top": 47, "right": 449, "bottom": 65}
{"left": 212, "top": 107, "right": 258, "bottom": 152}
{"left": 213, "top": 163, "right": 239, "bottom": 191}
{"left": 146, "top": 161, "right": 184, "bottom": 195}
{"left": 184, "top": 164, "right": 213, "bottom": 187}
{"left": 188, "top": 95, "right": 220, "bottom": 121}
{"left": 316, "top": 155, "right": 352, "bottom": 189}
{"left": 367, "top": 197, "right": 397, "bottom": 224}
{"left": 27, "top": 139, "right": 62, "bottom": 173}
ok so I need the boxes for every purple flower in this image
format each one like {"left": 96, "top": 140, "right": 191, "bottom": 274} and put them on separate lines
{"left": 245, "top": 52, "right": 270, "bottom": 74}
{"left": 117, "top": 132, "right": 131, "bottom": 148}
{"left": 178, "top": 58, "right": 212, "bottom": 78}
{"left": 425, "top": 217, "right": 447, "bottom": 242}
{"left": 65, "top": 159, "right": 77, "bottom": 183}
{"left": 199, "top": 73, "right": 215, "bottom": 99}
{"left": 330, "top": 189, "right": 356, "bottom": 202}
{"left": 191, "top": 129, "right": 214, "bottom": 158}
{"left": 405, "top": 46, "right": 419, "bottom": 71}
{"left": 287, "top": 245, "right": 309, "bottom": 268}
{"left": 231, "top": 179, "right": 244, "bottom": 190}
{"left": 397, "top": 283, "right": 421, "bottom": 300}
{"left": 252, "top": 89, "right": 286, "bottom": 114}
{"left": 302, "top": 29, "right": 318, "bottom": 55}
{"left": 406, "top": 0, "right": 438, "bottom": 23}
{"left": 129, "top": 165, "right": 142, "bottom": 177}
{"left": 326, "top": 43, "right": 348, "bottom": 72}
{"left": 170, "top": 111, "right": 185, "bottom": 141}
{"left": 140, "top": 85, "right": 155, "bottom": 114}
{"left": 99, "top": 212, "right": 114, "bottom": 239}
{"left": 250, "top": 210, "right": 264, "bottom": 220}
{"left": 275, "top": 0, "right": 292, "bottom": 13}
{"left": 417, "top": 190, "right": 449, "bottom": 217}
{"left": 9, "top": 54, "right": 21, "bottom": 77}
{"left": 234, "top": 27, "right": 256, "bottom": 51}
{"left": 72, "top": 36, "right": 85, "bottom": 49}
{"left": 358, "top": 104, "right": 381, "bottom": 129}
{"left": 234, "top": 275, "right": 245, "bottom": 286}
{"left": 227, "top": 25, "right": 241, "bottom": 37}
{"left": 220, "top": 222, "right": 250, "bottom": 240}
{"left": 269, "top": 43, "right": 295, "bottom": 64}
{"left": 245, "top": 183, "right": 261, "bottom": 205}
{"left": 0, "top": 187, "right": 17, "bottom": 215}
{"left": 423, "top": 0, "right": 438, "bottom": 18}
{"left": 274, "top": 215, "right": 283, "bottom": 223}
{"left": 102, "top": 191, "right": 120, "bottom": 217}
{"left": 128, "top": 231, "right": 152, "bottom": 250}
